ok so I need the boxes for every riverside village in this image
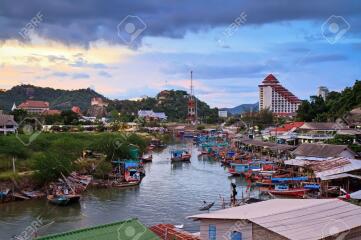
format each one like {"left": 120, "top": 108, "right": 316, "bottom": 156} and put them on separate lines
{"left": 1, "top": 1, "right": 361, "bottom": 240}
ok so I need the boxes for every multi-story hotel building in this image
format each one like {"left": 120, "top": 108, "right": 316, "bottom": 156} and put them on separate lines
{"left": 259, "top": 74, "right": 301, "bottom": 115}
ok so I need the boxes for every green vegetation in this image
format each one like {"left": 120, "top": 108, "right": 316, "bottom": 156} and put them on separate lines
{"left": 109, "top": 90, "right": 220, "bottom": 123}
{"left": 0, "top": 132, "right": 148, "bottom": 184}
{"left": 325, "top": 135, "right": 361, "bottom": 154}
{"left": 296, "top": 80, "right": 361, "bottom": 122}
{"left": 0, "top": 84, "right": 105, "bottom": 112}
{"left": 241, "top": 109, "right": 274, "bottom": 129}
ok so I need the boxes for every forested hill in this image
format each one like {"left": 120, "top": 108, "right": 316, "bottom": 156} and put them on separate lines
{"left": 296, "top": 80, "right": 361, "bottom": 122}
{"left": 109, "top": 90, "right": 219, "bottom": 123}
{"left": 0, "top": 85, "right": 105, "bottom": 111}
{"left": 0, "top": 86, "right": 219, "bottom": 122}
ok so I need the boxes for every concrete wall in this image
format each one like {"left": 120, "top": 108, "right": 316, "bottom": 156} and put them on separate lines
{"left": 252, "top": 224, "right": 288, "bottom": 240}
{"left": 263, "top": 86, "right": 273, "bottom": 110}
{"left": 199, "top": 219, "right": 252, "bottom": 240}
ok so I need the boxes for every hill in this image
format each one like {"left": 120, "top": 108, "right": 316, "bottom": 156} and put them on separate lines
{"left": 109, "top": 90, "right": 219, "bottom": 123}
{"left": 0, "top": 85, "right": 106, "bottom": 112}
{"left": 221, "top": 103, "right": 259, "bottom": 115}
{"left": 0, "top": 86, "right": 219, "bottom": 123}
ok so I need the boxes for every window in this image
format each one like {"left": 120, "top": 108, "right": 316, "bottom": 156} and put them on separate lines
{"left": 231, "top": 231, "right": 242, "bottom": 240}
{"left": 209, "top": 224, "right": 216, "bottom": 240}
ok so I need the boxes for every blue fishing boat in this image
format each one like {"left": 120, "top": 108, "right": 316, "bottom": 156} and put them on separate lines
{"left": 228, "top": 163, "right": 249, "bottom": 175}
{"left": 171, "top": 150, "right": 191, "bottom": 162}
{"left": 0, "top": 189, "right": 9, "bottom": 200}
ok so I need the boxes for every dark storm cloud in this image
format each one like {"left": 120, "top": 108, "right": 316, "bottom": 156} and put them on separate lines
{"left": 0, "top": 0, "right": 360, "bottom": 45}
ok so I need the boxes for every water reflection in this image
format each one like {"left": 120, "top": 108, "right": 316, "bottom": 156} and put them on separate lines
{"left": 0, "top": 143, "right": 261, "bottom": 239}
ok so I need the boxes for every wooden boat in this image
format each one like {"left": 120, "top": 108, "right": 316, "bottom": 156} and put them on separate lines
{"left": 228, "top": 163, "right": 249, "bottom": 176}
{"left": 268, "top": 185, "right": 309, "bottom": 198}
{"left": 255, "top": 179, "right": 273, "bottom": 187}
{"left": 12, "top": 192, "right": 30, "bottom": 200}
{"left": 47, "top": 195, "right": 70, "bottom": 206}
{"left": 21, "top": 191, "right": 46, "bottom": 199}
{"left": 111, "top": 181, "right": 140, "bottom": 188}
{"left": 0, "top": 189, "right": 10, "bottom": 200}
{"left": 199, "top": 201, "right": 215, "bottom": 211}
{"left": 47, "top": 194, "right": 80, "bottom": 206}
{"left": 171, "top": 150, "right": 191, "bottom": 162}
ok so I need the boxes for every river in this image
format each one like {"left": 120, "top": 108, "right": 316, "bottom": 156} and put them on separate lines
{"left": 0, "top": 143, "right": 261, "bottom": 239}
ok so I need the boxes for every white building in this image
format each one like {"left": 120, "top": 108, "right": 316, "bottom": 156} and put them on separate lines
{"left": 137, "top": 110, "right": 167, "bottom": 121}
{"left": 317, "top": 86, "right": 329, "bottom": 100}
{"left": 259, "top": 74, "right": 301, "bottom": 115}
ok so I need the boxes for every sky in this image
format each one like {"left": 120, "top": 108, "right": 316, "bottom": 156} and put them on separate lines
{"left": 0, "top": 1, "right": 360, "bottom": 108}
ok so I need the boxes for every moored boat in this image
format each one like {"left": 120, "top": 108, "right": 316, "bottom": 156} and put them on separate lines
{"left": 171, "top": 150, "right": 191, "bottom": 162}
{"left": 268, "top": 185, "right": 309, "bottom": 198}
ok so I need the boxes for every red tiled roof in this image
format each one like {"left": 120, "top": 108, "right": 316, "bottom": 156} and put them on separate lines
{"left": 149, "top": 224, "right": 200, "bottom": 240}
{"left": 271, "top": 122, "right": 304, "bottom": 133}
{"left": 72, "top": 106, "right": 81, "bottom": 114}
{"left": 18, "top": 100, "right": 49, "bottom": 109}
{"left": 262, "top": 74, "right": 279, "bottom": 84}
{"left": 259, "top": 74, "right": 301, "bottom": 104}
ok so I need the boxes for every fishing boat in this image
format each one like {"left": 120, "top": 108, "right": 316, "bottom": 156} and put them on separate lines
{"left": 149, "top": 138, "right": 166, "bottom": 149}
{"left": 171, "top": 150, "right": 191, "bottom": 162}
{"left": 228, "top": 163, "right": 249, "bottom": 176}
{"left": 268, "top": 185, "right": 309, "bottom": 198}
{"left": 125, "top": 168, "right": 141, "bottom": 182}
{"left": 0, "top": 189, "right": 10, "bottom": 200}
{"left": 21, "top": 191, "right": 46, "bottom": 199}
{"left": 111, "top": 181, "right": 140, "bottom": 188}
{"left": 199, "top": 201, "right": 215, "bottom": 211}
{"left": 47, "top": 195, "right": 70, "bottom": 206}
{"left": 47, "top": 194, "right": 80, "bottom": 206}
{"left": 255, "top": 179, "right": 273, "bottom": 187}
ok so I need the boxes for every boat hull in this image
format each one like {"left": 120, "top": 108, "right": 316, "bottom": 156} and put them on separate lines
{"left": 268, "top": 188, "right": 309, "bottom": 198}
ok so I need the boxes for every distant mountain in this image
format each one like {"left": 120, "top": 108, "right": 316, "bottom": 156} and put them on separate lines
{"left": 221, "top": 103, "right": 259, "bottom": 115}
{"left": 0, "top": 85, "right": 106, "bottom": 112}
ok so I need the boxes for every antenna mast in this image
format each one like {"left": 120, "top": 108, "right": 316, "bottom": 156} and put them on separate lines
{"left": 187, "top": 71, "right": 197, "bottom": 125}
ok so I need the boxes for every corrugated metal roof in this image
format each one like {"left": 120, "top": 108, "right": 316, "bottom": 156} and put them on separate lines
{"left": 321, "top": 173, "right": 361, "bottom": 181}
{"left": 0, "top": 114, "right": 17, "bottom": 126}
{"left": 284, "top": 157, "right": 361, "bottom": 179}
{"left": 292, "top": 143, "right": 355, "bottom": 158}
{"left": 35, "top": 219, "right": 159, "bottom": 240}
{"left": 189, "top": 199, "right": 361, "bottom": 240}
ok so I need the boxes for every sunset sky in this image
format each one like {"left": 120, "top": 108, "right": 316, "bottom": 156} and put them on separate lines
{"left": 0, "top": 1, "right": 360, "bottom": 107}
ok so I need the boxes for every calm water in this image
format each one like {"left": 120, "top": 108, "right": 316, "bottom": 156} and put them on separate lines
{"left": 0, "top": 143, "right": 260, "bottom": 239}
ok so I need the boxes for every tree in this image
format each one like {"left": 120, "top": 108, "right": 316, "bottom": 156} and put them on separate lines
{"left": 296, "top": 80, "right": 361, "bottom": 122}
{"left": 61, "top": 110, "right": 79, "bottom": 125}
{"left": 94, "top": 161, "right": 112, "bottom": 179}
{"left": 33, "top": 152, "right": 73, "bottom": 184}
{"left": 10, "top": 109, "right": 28, "bottom": 122}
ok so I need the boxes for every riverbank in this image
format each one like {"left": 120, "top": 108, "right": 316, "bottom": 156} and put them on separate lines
{"left": 0, "top": 132, "right": 153, "bottom": 203}
{"left": 0, "top": 143, "right": 255, "bottom": 239}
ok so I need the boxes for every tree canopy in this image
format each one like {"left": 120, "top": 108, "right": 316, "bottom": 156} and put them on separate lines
{"left": 296, "top": 80, "right": 361, "bottom": 122}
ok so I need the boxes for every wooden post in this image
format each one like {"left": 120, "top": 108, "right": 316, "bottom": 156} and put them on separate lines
{"left": 12, "top": 157, "right": 16, "bottom": 174}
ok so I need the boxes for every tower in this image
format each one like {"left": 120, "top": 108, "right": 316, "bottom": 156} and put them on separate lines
{"left": 187, "top": 71, "right": 197, "bottom": 125}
